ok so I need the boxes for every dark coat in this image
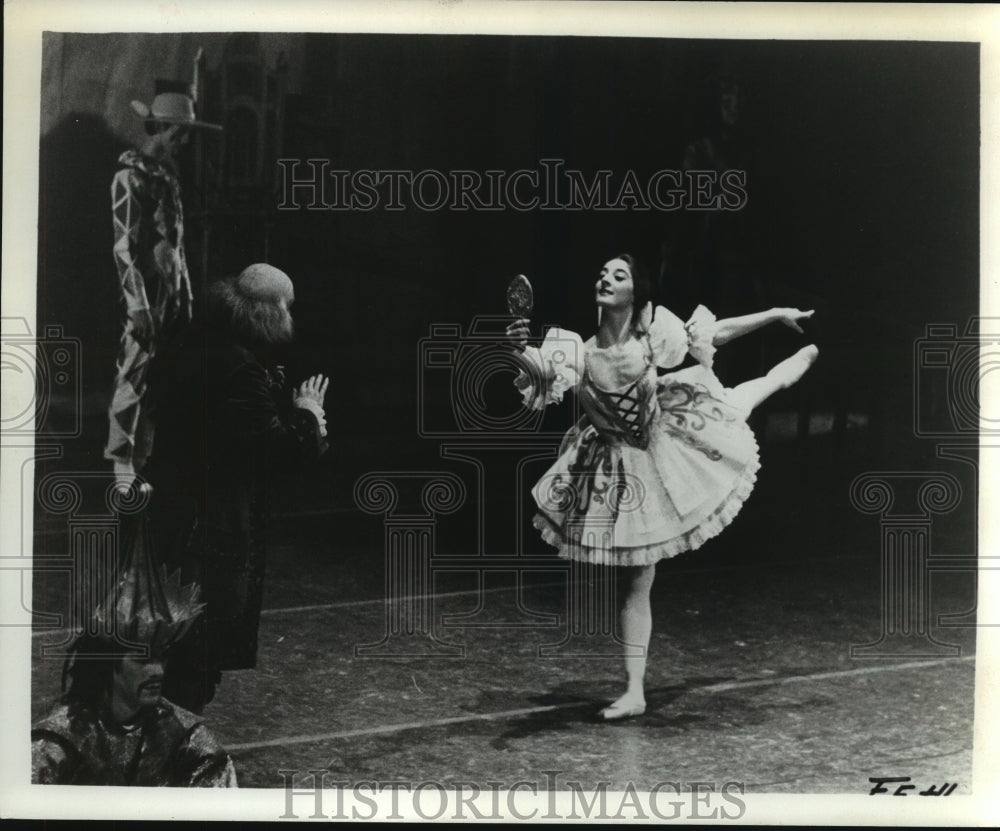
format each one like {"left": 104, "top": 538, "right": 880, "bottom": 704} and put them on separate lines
{"left": 147, "top": 325, "right": 327, "bottom": 671}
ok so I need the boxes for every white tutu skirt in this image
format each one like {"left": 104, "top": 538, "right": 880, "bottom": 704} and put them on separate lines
{"left": 531, "top": 364, "right": 760, "bottom": 566}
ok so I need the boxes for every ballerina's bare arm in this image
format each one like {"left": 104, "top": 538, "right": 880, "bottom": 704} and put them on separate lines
{"left": 712, "top": 308, "right": 814, "bottom": 346}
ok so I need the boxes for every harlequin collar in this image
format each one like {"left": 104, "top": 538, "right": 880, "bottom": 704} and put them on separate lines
{"left": 117, "top": 149, "right": 176, "bottom": 180}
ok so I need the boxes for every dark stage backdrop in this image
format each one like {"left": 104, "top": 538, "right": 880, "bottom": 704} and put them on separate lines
{"left": 37, "top": 34, "right": 979, "bottom": 546}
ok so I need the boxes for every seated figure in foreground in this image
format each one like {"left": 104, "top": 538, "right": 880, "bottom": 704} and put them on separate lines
{"left": 31, "top": 515, "right": 238, "bottom": 787}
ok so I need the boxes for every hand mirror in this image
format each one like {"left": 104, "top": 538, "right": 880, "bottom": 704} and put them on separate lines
{"left": 506, "top": 274, "right": 533, "bottom": 318}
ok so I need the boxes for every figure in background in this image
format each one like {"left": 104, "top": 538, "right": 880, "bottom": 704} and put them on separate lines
{"left": 147, "top": 263, "right": 329, "bottom": 714}
{"left": 105, "top": 91, "right": 221, "bottom": 491}
{"left": 31, "top": 513, "right": 237, "bottom": 787}
{"left": 507, "top": 254, "right": 817, "bottom": 719}
{"left": 660, "top": 72, "right": 763, "bottom": 384}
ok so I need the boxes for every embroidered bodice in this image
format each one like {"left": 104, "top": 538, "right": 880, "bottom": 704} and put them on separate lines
{"left": 579, "top": 338, "right": 658, "bottom": 448}
{"left": 515, "top": 304, "right": 718, "bottom": 449}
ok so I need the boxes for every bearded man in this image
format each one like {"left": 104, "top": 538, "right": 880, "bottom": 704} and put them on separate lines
{"left": 146, "top": 263, "right": 329, "bottom": 714}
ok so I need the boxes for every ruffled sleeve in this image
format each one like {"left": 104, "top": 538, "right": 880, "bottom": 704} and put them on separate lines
{"left": 514, "top": 327, "right": 585, "bottom": 410}
{"left": 646, "top": 304, "right": 718, "bottom": 369}
{"left": 646, "top": 305, "right": 689, "bottom": 369}
{"left": 684, "top": 304, "right": 717, "bottom": 368}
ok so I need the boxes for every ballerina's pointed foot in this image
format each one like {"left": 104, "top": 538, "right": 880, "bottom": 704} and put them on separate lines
{"left": 598, "top": 693, "right": 646, "bottom": 721}
{"left": 768, "top": 344, "right": 819, "bottom": 389}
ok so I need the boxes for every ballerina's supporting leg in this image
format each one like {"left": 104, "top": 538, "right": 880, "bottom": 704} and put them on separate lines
{"left": 727, "top": 344, "right": 819, "bottom": 415}
{"left": 601, "top": 563, "right": 656, "bottom": 720}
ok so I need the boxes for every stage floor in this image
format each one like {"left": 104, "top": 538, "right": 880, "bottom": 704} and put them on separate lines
{"left": 30, "top": 498, "right": 977, "bottom": 793}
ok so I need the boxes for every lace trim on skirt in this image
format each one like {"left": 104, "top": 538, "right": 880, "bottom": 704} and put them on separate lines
{"left": 532, "top": 443, "right": 760, "bottom": 567}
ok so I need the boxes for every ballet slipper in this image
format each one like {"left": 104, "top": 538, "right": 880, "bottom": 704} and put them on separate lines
{"left": 767, "top": 344, "right": 819, "bottom": 389}
{"left": 598, "top": 693, "right": 647, "bottom": 721}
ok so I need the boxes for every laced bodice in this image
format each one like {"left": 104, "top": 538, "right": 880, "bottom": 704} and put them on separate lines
{"left": 515, "top": 304, "right": 718, "bottom": 449}
{"left": 580, "top": 337, "right": 657, "bottom": 448}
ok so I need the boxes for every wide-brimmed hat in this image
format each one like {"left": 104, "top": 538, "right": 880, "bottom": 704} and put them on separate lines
{"left": 130, "top": 91, "right": 222, "bottom": 131}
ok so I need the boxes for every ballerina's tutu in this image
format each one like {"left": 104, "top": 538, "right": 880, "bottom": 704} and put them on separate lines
{"left": 517, "top": 304, "right": 760, "bottom": 567}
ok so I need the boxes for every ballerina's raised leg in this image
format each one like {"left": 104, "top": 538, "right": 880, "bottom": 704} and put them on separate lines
{"left": 506, "top": 254, "right": 820, "bottom": 724}
{"left": 727, "top": 344, "right": 819, "bottom": 415}
{"left": 601, "top": 344, "right": 818, "bottom": 722}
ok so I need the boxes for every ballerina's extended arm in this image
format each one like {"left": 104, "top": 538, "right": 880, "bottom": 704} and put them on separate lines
{"left": 711, "top": 307, "right": 814, "bottom": 347}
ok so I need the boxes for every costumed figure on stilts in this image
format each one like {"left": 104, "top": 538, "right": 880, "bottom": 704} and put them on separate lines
{"left": 105, "top": 81, "right": 221, "bottom": 492}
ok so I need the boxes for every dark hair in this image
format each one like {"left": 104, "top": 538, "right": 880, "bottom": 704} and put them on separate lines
{"left": 60, "top": 636, "right": 124, "bottom": 708}
{"left": 617, "top": 253, "right": 654, "bottom": 333}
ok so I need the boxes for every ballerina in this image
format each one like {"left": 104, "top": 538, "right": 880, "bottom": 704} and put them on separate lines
{"left": 506, "top": 254, "right": 817, "bottom": 720}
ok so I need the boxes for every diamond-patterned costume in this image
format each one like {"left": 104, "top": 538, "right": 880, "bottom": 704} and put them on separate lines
{"left": 105, "top": 150, "right": 192, "bottom": 471}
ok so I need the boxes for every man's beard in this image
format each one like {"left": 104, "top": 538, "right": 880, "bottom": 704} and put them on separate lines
{"left": 269, "top": 309, "right": 294, "bottom": 345}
